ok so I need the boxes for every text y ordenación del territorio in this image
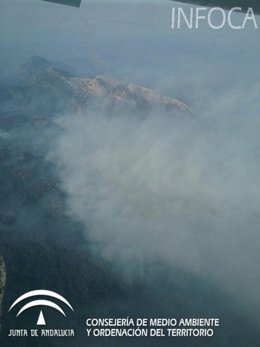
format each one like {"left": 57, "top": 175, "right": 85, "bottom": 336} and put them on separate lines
{"left": 85, "top": 317, "right": 220, "bottom": 337}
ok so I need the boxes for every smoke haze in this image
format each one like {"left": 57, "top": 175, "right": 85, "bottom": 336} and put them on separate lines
{"left": 0, "top": 1, "right": 260, "bottom": 342}
{"left": 49, "top": 81, "right": 260, "bottom": 316}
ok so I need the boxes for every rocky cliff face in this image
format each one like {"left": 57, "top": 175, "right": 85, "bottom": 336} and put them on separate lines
{"left": 68, "top": 74, "right": 189, "bottom": 112}
{"left": 0, "top": 56, "right": 189, "bottom": 116}
{"left": 0, "top": 256, "right": 6, "bottom": 333}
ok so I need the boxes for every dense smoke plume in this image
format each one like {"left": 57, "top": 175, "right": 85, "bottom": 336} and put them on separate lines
{"left": 49, "top": 83, "right": 260, "bottom": 315}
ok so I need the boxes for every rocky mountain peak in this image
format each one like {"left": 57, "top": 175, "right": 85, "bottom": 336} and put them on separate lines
{"left": 1, "top": 57, "right": 190, "bottom": 116}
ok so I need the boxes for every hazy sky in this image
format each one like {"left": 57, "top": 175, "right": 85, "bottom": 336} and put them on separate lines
{"left": 1, "top": 0, "right": 260, "bottom": 97}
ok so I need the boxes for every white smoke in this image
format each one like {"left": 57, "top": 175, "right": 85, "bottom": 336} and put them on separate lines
{"left": 49, "top": 84, "right": 260, "bottom": 315}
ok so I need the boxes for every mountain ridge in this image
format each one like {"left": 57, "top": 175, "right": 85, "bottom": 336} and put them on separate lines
{"left": 11, "top": 56, "right": 190, "bottom": 114}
